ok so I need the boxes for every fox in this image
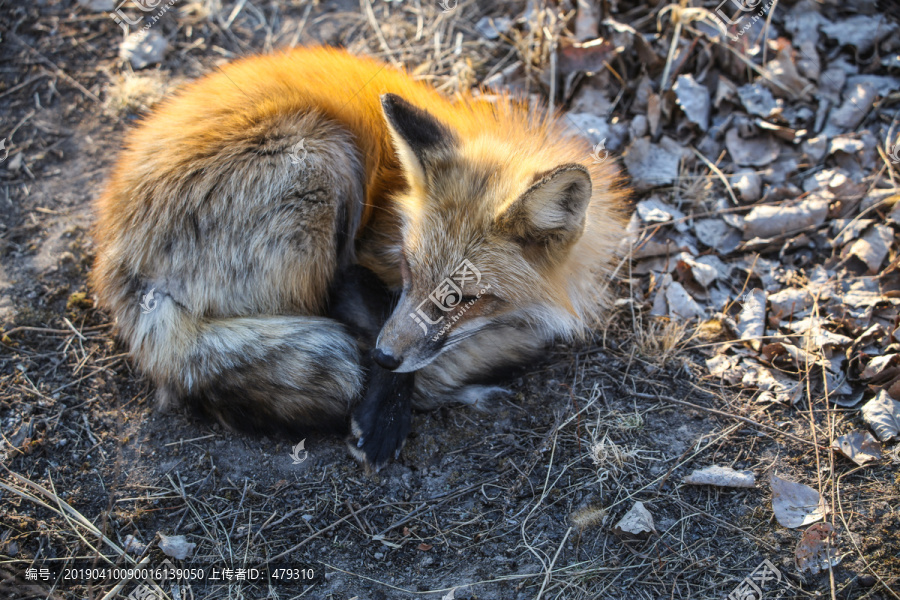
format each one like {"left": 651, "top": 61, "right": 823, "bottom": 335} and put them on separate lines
{"left": 91, "top": 46, "right": 628, "bottom": 468}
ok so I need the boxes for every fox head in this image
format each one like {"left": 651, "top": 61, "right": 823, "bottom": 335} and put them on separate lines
{"left": 373, "top": 93, "right": 600, "bottom": 372}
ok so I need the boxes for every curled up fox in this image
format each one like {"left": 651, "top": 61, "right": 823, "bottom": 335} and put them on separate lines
{"left": 91, "top": 46, "right": 628, "bottom": 468}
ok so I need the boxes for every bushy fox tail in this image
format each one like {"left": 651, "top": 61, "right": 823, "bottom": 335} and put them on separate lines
{"left": 128, "top": 289, "right": 363, "bottom": 434}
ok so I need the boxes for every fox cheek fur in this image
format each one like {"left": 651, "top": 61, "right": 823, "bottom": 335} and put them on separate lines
{"left": 90, "top": 47, "right": 628, "bottom": 468}
{"left": 372, "top": 94, "right": 598, "bottom": 375}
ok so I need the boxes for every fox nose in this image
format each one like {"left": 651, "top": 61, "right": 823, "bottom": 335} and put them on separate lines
{"left": 372, "top": 348, "right": 403, "bottom": 370}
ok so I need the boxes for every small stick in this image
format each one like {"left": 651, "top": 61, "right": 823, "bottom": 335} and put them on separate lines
{"left": 62, "top": 317, "right": 87, "bottom": 341}
{"left": 0, "top": 73, "right": 48, "bottom": 100}
{"left": 536, "top": 526, "right": 572, "bottom": 600}
{"left": 345, "top": 498, "right": 371, "bottom": 535}
{"left": 7, "top": 31, "right": 101, "bottom": 103}
{"left": 363, "top": 0, "right": 402, "bottom": 69}
{"left": 267, "top": 504, "right": 385, "bottom": 562}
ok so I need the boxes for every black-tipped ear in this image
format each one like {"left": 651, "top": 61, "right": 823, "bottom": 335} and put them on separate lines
{"left": 381, "top": 93, "right": 456, "bottom": 177}
{"left": 499, "top": 164, "right": 592, "bottom": 247}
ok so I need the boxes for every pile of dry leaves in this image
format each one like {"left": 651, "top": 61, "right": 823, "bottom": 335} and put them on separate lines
{"left": 470, "top": 0, "right": 900, "bottom": 454}
{"left": 514, "top": 0, "right": 900, "bottom": 454}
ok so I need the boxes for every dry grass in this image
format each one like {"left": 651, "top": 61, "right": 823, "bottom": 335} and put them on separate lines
{"left": 632, "top": 315, "right": 692, "bottom": 366}
{"left": 104, "top": 71, "right": 172, "bottom": 116}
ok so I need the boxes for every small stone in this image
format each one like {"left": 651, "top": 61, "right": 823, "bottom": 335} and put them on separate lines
{"left": 120, "top": 30, "right": 168, "bottom": 70}
{"left": 123, "top": 535, "right": 146, "bottom": 555}
{"left": 157, "top": 533, "right": 195, "bottom": 560}
{"left": 731, "top": 169, "right": 761, "bottom": 202}
{"left": 802, "top": 136, "right": 828, "bottom": 163}
{"left": 631, "top": 115, "right": 648, "bottom": 138}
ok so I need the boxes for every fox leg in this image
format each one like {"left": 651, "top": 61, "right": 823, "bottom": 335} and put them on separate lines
{"left": 327, "top": 265, "right": 415, "bottom": 468}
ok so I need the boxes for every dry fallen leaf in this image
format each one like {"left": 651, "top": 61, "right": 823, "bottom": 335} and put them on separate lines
{"left": 623, "top": 137, "right": 682, "bottom": 190}
{"left": 840, "top": 224, "right": 893, "bottom": 273}
{"left": 673, "top": 74, "right": 710, "bottom": 130}
{"left": 770, "top": 474, "right": 826, "bottom": 528}
{"left": 636, "top": 197, "right": 686, "bottom": 230}
{"left": 566, "top": 112, "right": 613, "bottom": 146}
{"left": 737, "top": 289, "right": 766, "bottom": 351}
{"left": 677, "top": 256, "right": 717, "bottom": 288}
{"left": 795, "top": 523, "right": 842, "bottom": 575}
{"left": 157, "top": 533, "right": 196, "bottom": 560}
{"left": 831, "top": 430, "right": 882, "bottom": 466}
{"left": 730, "top": 168, "right": 762, "bottom": 202}
{"left": 557, "top": 38, "right": 618, "bottom": 75}
{"left": 614, "top": 501, "right": 655, "bottom": 535}
{"left": 860, "top": 354, "right": 900, "bottom": 381}
{"left": 761, "top": 46, "right": 814, "bottom": 101}
{"left": 827, "top": 83, "right": 877, "bottom": 133}
{"left": 737, "top": 83, "right": 779, "bottom": 118}
{"left": 743, "top": 198, "right": 828, "bottom": 239}
{"left": 120, "top": 30, "right": 169, "bottom": 70}
{"left": 784, "top": 3, "right": 830, "bottom": 47}
{"left": 742, "top": 363, "right": 803, "bottom": 405}
{"left": 725, "top": 129, "right": 780, "bottom": 167}
{"left": 694, "top": 219, "right": 741, "bottom": 254}
{"left": 683, "top": 465, "right": 755, "bottom": 488}
{"left": 651, "top": 273, "right": 704, "bottom": 320}
{"left": 665, "top": 280, "right": 704, "bottom": 320}
{"left": 761, "top": 342, "right": 820, "bottom": 370}
{"left": 123, "top": 534, "right": 146, "bottom": 555}
{"left": 768, "top": 288, "right": 814, "bottom": 318}
{"left": 821, "top": 15, "right": 898, "bottom": 54}
{"left": 860, "top": 391, "right": 900, "bottom": 441}
{"left": 573, "top": 0, "right": 599, "bottom": 41}
{"left": 706, "top": 354, "right": 744, "bottom": 385}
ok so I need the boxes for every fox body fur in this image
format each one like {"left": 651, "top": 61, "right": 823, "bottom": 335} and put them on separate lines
{"left": 91, "top": 46, "right": 627, "bottom": 466}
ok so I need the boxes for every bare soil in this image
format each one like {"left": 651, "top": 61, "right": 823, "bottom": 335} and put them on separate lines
{"left": 1, "top": 1, "right": 898, "bottom": 599}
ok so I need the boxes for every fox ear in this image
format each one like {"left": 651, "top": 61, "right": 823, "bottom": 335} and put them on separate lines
{"left": 499, "top": 164, "right": 592, "bottom": 246}
{"left": 381, "top": 93, "right": 456, "bottom": 182}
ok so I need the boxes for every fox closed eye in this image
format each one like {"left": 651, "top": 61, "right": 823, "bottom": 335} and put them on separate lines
{"left": 399, "top": 252, "right": 412, "bottom": 287}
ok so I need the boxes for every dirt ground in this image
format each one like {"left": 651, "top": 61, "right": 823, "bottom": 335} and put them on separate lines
{"left": 1, "top": 0, "right": 899, "bottom": 599}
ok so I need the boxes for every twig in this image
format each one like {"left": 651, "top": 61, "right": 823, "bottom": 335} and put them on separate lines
{"left": 62, "top": 317, "right": 86, "bottom": 341}
{"left": 536, "top": 526, "right": 572, "bottom": 600}
{"left": 759, "top": 0, "right": 780, "bottom": 67}
{"left": 268, "top": 501, "right": 393, "bottom": 561}
{"left": 7, "top": 31, "right": 101, "bottom": 103}
{"left": 345, "top": 498, "right": 371, "bottom": 535}
{"left": 363, "top": 0, "right": 403, "bottom": 69}
{"left": 631, "top": 391, "right": 826, "bottom": 449}
{"left": 689, "top": 146, "right": 740, "bottom": 207}
{"left": 0, "top": 73, "right": 48, "bottom": 100}
{"left": 672, "top": 499, "right": 776, "bottom": 551}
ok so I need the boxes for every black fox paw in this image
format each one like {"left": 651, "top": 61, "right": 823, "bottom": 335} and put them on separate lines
{"left": 347, "top": 411, "right": 410, "bottom": 471}
{"left": 347, "top": 367, "right": 413, "bottom": 470}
